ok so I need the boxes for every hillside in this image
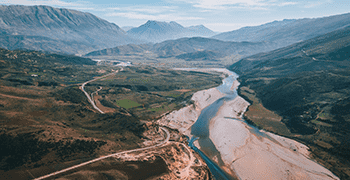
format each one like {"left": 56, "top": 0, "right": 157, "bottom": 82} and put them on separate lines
{"left": 85, "top": 44, "right": 152, "bottom": 56}
{"left": 0, "top": 48, "right": 219, "bottom": 179}
{"left": 230, "top": 26, "right": 350, "bottom": 179}
{"left": 86, "top": 37, "right": 279, "bottom": 62}
{"left": 127, "top": 21, "right": 216, "bottom": 43}
{"left": 0, "top": 5, "right": 141, "bottom": 54}
{"left": 230, "top": 26, "right": 350, "bottom": 75}
{"left": 214, "top": 13, "right": 350, "bottom": 49}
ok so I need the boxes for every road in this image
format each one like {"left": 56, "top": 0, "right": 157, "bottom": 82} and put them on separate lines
{"left": 80, "top": 69, "right": 121, "bottom": 114}
{"left": 35, "top": 66, "right": 173, "bottom": 180}
{"left": 34, "top": 127, "right": 170, "bottom": 180}
{"left": 91, "top": 86, "right": 102, "bottom": 101}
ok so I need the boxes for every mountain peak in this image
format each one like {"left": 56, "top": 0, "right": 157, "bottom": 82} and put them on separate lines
{"left": 127, "top": 21, "right": 215, "bottom": 43}
{"left": 0, "top": 5, "right": 139, "bottom": 54}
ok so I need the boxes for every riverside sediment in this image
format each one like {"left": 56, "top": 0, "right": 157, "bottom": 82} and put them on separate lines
{"left": 158, "top": 68, "right": 339, "bottom": 180}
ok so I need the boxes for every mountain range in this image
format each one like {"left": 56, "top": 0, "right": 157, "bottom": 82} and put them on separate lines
{"left": 126, "top": 20, "right": 216, "bottom": 43}
{"left": 213, "top": 13, "right": 350, "bottom": 49}
{"left": 0, "top": 5, "right": 141, "bottom": 55}
{"left": 1, "top": 5, "right": 350, "bottom": 57}
{"left": 230, "top": 25, "right": 350, "bottom": 179}
{"left": 230, "top": 25, "right": 350, "bottom": 75}
{"left": 85, "top": 37, "right": 279, "bottom": 61}
{"left": 1, "top": 3, "right": 350, "bottom": 179}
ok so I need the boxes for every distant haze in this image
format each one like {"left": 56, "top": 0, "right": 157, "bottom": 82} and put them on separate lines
{"left": 126, "top": 20, "right": 216, "bottom": 43}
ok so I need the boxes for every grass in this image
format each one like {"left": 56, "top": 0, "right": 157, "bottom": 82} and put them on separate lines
{"left": 129, "top": 78, "right": 152, "bottom": 83}
{"left": 240, "top": 86, "right": 293, "bottom": 136}
{"left": 168, "top": 94, "right": 181, "bottom": 98}
{"left": 116, "top": 99, "right": 141, "bottom": 109}
{"left": 148, "top": 103, "right": 176, "bottom": 112}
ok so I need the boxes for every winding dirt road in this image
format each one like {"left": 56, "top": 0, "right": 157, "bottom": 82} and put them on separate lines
{"left": 80, "top": 68, "right": 123, "bottom": 114}
{"left": 34, "top": 66, "right": 172, "bottom": 180}
{"left": 34, "top": 128, "right": 169, "bottom": 180}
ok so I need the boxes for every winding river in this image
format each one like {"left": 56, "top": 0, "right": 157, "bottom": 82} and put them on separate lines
{"left": 186, "top": 69, "right": 339, "bottom": 180}
{"left": 188, "top": 70, "right": 239, "bottom": 180}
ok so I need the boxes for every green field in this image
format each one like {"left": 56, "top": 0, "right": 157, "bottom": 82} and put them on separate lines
{"left": 116, "top": 99, "right": 141, "bottom": 109}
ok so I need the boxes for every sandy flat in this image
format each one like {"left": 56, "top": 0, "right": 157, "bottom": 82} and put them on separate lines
{"left": 209, "top": 96, "right": 339, "bottom": 180}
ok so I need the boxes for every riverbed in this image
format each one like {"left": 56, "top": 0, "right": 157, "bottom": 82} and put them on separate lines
{"left": 158, "top": 68, "right": 339, "bottom": 180}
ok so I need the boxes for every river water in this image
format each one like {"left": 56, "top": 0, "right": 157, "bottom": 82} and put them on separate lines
{"left": 185, "top": 69, "right": 339, "bottom": 180}
{"left": 188, "top": 69, "right": 276, "bottom": 179}
{"left": 188, "top": 70, "right": 241, "bottom": 180}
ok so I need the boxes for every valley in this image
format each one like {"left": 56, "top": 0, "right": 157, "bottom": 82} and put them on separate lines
{"left": 0, "top": 3, "right": 349, "bottom": 180}
{"left": 0, "top": 48, "right": 221, "bottom": 179}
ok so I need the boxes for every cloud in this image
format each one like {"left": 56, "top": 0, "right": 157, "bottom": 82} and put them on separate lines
{"left": 175, "top": 0, "right": 297, "bottom": 10}
{"left": 303, "top": 0, "right": 332, "bottom": 8}
{"left": 205, "top": 22, "right": 266, "bottom": 32}
{"left": 0, "top": 0, "right": 82, "bottom": 7}
{"left": 106, "top": 12, "right": 203, "bottom": 21}
{"left": 124, "top": 6, "right": 177, "bottom": 14}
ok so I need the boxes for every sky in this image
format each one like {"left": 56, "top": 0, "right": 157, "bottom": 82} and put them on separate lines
{"left": 1, "top": 0, "right": 349, "bottom": 32}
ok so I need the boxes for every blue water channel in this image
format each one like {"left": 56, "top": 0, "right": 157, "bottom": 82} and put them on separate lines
{"left": 188, "top": 70, "right": 239, "bottom": 180}
{"left": 187, "top": 70, "right": 280, "bottom": 180}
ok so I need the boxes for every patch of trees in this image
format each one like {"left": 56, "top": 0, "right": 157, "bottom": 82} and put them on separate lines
{"left": 6, "top": 78, "right": 33, "bottom": 85}
{"left": 55, "top": 139, "right": 106, "bottom": 159}
{"left": 0, "top": 48, "right": 96, "bottom": 67}
{"left": 0, "top": 132, "right": 49, "bottom": 171}
{"left": 91, "top": 113, "right": 145, "bottom": 138}
{"left": 38, "top": 81, "right": 59, "bottom": 86}
{"left": 53, "top": 86, "right": 88, "bottom": 104}
{"left": 0, "top": 132, "right": 106, "bottom": 171}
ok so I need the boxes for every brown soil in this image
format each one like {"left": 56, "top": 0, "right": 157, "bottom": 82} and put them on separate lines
{"left": 93, "top": 94, "right": 117, "bottom": 114}
{"left": 41, "top": 156, "right": 168, "bottom": 180}
{"left": 175, "top": 89, "right": 192, "bottom": 92}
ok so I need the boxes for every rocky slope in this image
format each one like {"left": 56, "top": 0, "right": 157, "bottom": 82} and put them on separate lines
{"left": 0, "top": 5, "right": 141, "bottom": 54}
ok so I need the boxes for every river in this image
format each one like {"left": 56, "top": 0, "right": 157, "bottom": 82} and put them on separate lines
{"left": 189, "top": 69, "right": 339, "bottom": 180}
{"left": 188, "top": 70, "right": 240, "bottom": 180}
{"left": 165, "top": 68, "right": 339, "bottom": 180}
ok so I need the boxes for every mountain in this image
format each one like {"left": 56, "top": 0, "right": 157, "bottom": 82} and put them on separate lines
{"left": 213, "top": 13, "right": 350, "bottom": 49}
{"left": 121, "top": 26, "right": 135, "bottom": 31}
{"left": 230, "top": 26, "right": 350, "bottom": 179}
{"left": 186, "top": 25, "right": 217, "bottom": 37}
{"left": 175, "top": 50, "right": 220, "bottom": 61}
{"left": 230, "top": 25, "right": 350, "bottom": 75}
{"left": 85, "top": 37, "right": 279, "bottom": 61}
{"left": 127, "top": 21, "right": 216, "bottom": 43}
{"left": 0, "top": 5, "right": 141, "bottom": 54}
{"left": 152, "top": 37, "right": 276, "bottom": 58}
{"left": 85, "top": 44, "right": 152, "bottom": 56}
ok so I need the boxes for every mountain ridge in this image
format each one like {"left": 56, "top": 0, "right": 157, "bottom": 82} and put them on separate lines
{"left": 0, "top": 5, "right": 142, "bottom": 54}
{"left": 127, "top": 20, "right": 216, "bottom": 43}
{"left": 85, "top": 37, "right": 279, "bottom": 61}
{"left": 213, "top": 13, "right": 350, "bottom": 48}
{"left": 229, "top": 25, "right": 350, "bottom": 179}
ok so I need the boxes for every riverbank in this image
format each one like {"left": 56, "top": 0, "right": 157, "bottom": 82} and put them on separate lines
{"left": 158, "top": 68, "right": 339, "bottom": 180}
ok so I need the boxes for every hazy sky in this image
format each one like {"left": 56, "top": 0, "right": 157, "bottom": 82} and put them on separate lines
{"left": 1, "top": 0, "right": 349, "bottom": 32}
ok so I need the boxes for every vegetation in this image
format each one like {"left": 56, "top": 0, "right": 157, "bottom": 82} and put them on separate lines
{"left": 0, "top": 48, "right": 222, "bottom": 179}
{"left": 115, "top": 99, "right": 142, "bottom": 109}
{"left": 0, "top": 133, "right": 106, "bottom": 171}
{"left": 89, "top": 65, "right": 222, "bottom": 120}
{"left": 232, "top": 27, "right": 350, "bottom": 179}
